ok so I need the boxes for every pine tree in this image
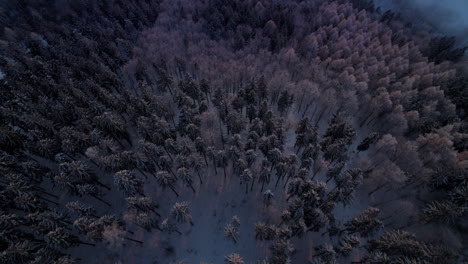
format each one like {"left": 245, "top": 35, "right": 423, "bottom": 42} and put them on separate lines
{"left": 126, "top": 196, "right": 159, "bottom": 216}
{"left": 345, "top": 207, "right": 383, "bottom": 237}
{"left": 66, "top": 201, "right": 96, "bottom": 217}
{"left": 170, "top": 202, "right": 193, "bottom": 226}
{"left": 114, "top": 170, "right": 144, "bottom": 197}
{"left": 263, "top": 189, "right": 274, "bottom": 207}
{"left": 177, "top": 167, "right": 196, "bottom": 193}
{"left": 156, "top": 171, "right": 179, "bottom": 197}
{"left": 420, "top": 200, "right": 467, "bottom": 224}
{"left": 225, "top": 253, "right": 244, "bottom": 264}
{"left": 357, "top": 132, "right": 380, "bottom": 152}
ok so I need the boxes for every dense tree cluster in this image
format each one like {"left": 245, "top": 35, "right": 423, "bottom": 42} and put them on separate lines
{"left": 0, "top": 0, "right": 466, "bottom": 263}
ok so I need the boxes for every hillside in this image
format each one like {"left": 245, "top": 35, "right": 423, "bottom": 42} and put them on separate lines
{"left": 0, "top": 0, "right": 467, "bottom": 263}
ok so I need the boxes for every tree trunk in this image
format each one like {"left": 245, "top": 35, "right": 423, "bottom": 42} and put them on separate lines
{"left": 197, "top": 171, "right": 203, "bottom": 185}
{"left": 368, "top": 183, "right": 386, "bottom": 196}
{"left": 372, "top": 194, "right": 409, "bottom": 207}
{"left": 301, "top": 101, "right": 312, "bottom": 117}
{"left": 92, "top": 194, "right": 111, "bottom": 207}
{"left": 136, "top": 168, "right": 149, "bottom": 180}
{"left": 80, "top": 154, "right": 100, "bottom": 168}
{"left": 150, "top": 208, "right": 161, "bottom": 217}
{"left": 170, "top": 116, "right": 177, "bottom": 128}
{"left": 93, "top": 179, "right": 111, "bottom": 190}
{"left": 296, "top": 92, "right": 305, "bottom": 113}
{"left": 275, "top": 173, "right": 282, "bottom": 188}
{"left": 36, "top": 195, "right": 59, "bottom": 206}
{"left": 312, "top": 164, "right": 320, "bottom": 180}
{"left": 381, "top": 215, "right": 392, "bottom": 221}
{"left": 219, "top": 119, "right": 225, "bottom": 149}
{"left": 149, "top": 156, "right": 162, "bottom": 170}
{"left": 295, "top": 146, "right": 302, "bottom": 155}
{"left": 314, "top": 106, "right": 327, "bottom": 127}
{"left": 167, "top": 84, "right": 174, "bottom": 96}
{"left": 114, "top": 138, "right": 126, "bottom": 149}
{"left": 283, "top": 175, "right": 291, "bottom": 189}
{"left": 77, "top": 240, "right": 96, "bottom": 247}
{"left": 124, "top": 236, "right": 143, "bottom": 244}
{"left": 278, "top": 220, "right": 284, "bottom": 227}
{"left": 170, "top": 186, "right": 179, "bottom": 197}
{"left": 213, "top": 161, "right": 218, "bottom": 175}
{"left": 163, "top": 146, "right": 173, "bottom": 161}
{"left": 34, "top": 188, "right": 58, "bottom": 198}
{"left": 359, "top": 112, "right": 373, "bottom": 127}
{"left": 168, "top": 167, "right": 177, "bottom": 177}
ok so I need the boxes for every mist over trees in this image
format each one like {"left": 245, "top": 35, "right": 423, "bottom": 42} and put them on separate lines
{"left": 0, "top": 0, "right": 466, "bottom": 263}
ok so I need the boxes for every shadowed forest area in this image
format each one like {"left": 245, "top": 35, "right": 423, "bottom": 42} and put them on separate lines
{"left": 0, "top": 0, "right": 467, "bottom": 263}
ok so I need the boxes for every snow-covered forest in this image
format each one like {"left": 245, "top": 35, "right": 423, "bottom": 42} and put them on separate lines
{"left": 0, "top": 0, "right": 467, "bottom": 263}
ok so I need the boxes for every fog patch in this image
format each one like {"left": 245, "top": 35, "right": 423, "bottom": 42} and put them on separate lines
{"left": 374, "top": 0, "right": 468, "bottom": 47}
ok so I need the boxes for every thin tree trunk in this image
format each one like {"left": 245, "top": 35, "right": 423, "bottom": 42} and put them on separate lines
{"left": 163, "top": 146, "right": 173, "bottom": 161}
{"left": 381, "top": 215, "right": 392, "bottom": 221}
{"left": 93, "top": 179, "right": 111, "bottom": 190}
{"left": 301, "top": 101, "right": 311, "bottom": 117}
{"left": 135, "top": 168, "right": 149, "bottom": 180}
{"left": 149, "top": 156, "right": 162, "bottom": 170}
{"left": 275, "top": 174, "right": 282, "bottom": 188}
{"left": 368, "top": 183, "right": 386, "bottom": 196}
{"left": 359, "top": 112, "right": 373, "bottom": 127}
{"left": 219, "top": 119, "right": 225, "bottom": 149}
{"left": 372, "top": 195, "right": 409, "bottom": 207}
{"left": 77, "top": 240, "right": 96, "bottom": 247}
{"left": 168, "top": 167, "right": 177, "bottom": 177}
{"left": 34, "top": 188, "right": 58, "bottom": 198}
{"left": 278, "top": 220, "right": 284, "bottom": 227}
{"left": 124, "top": 236, "right": 143, "bottom": 244}
{"left": 170, "top": 186, "right": 179, "bottom": 197}
{"left": 92, "top": 194, "right": 111, "bottom": 207}
{"left": 314, "top": 106, "right": 327, "bottom": 127}
{"left": 296, "top": 92, "right": 305, "bottom": 113}
{"left": 310, "top": 104, "right": 319, "bottom": 121}
{"left": 202, "top": 153, "right": 208, "bottom": 166}
{"left": 312, "top": 165, "right": 320, "bottom": 180}
{"left": 81, "top": 154, "right": 100, "bottom": 168}
{"left": 295, "top": 146, "right": 302, "bottom": 155}
{"left": 61, "top": 152, "right": 75, "bottom": 161}
{"left": 37, "top": 195, "right": 59, "bottom": 206}
{"left": 149, "top": 208, "right": 161, "bottom": 217}
{"left": 213, "top": 160, "right": 218, "bottom": 174}
{"left": 283, "top": 175, "right": 291, "bottom": 188}
{"left": 197, "top": 171, "right": 203, "bottom": 185}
